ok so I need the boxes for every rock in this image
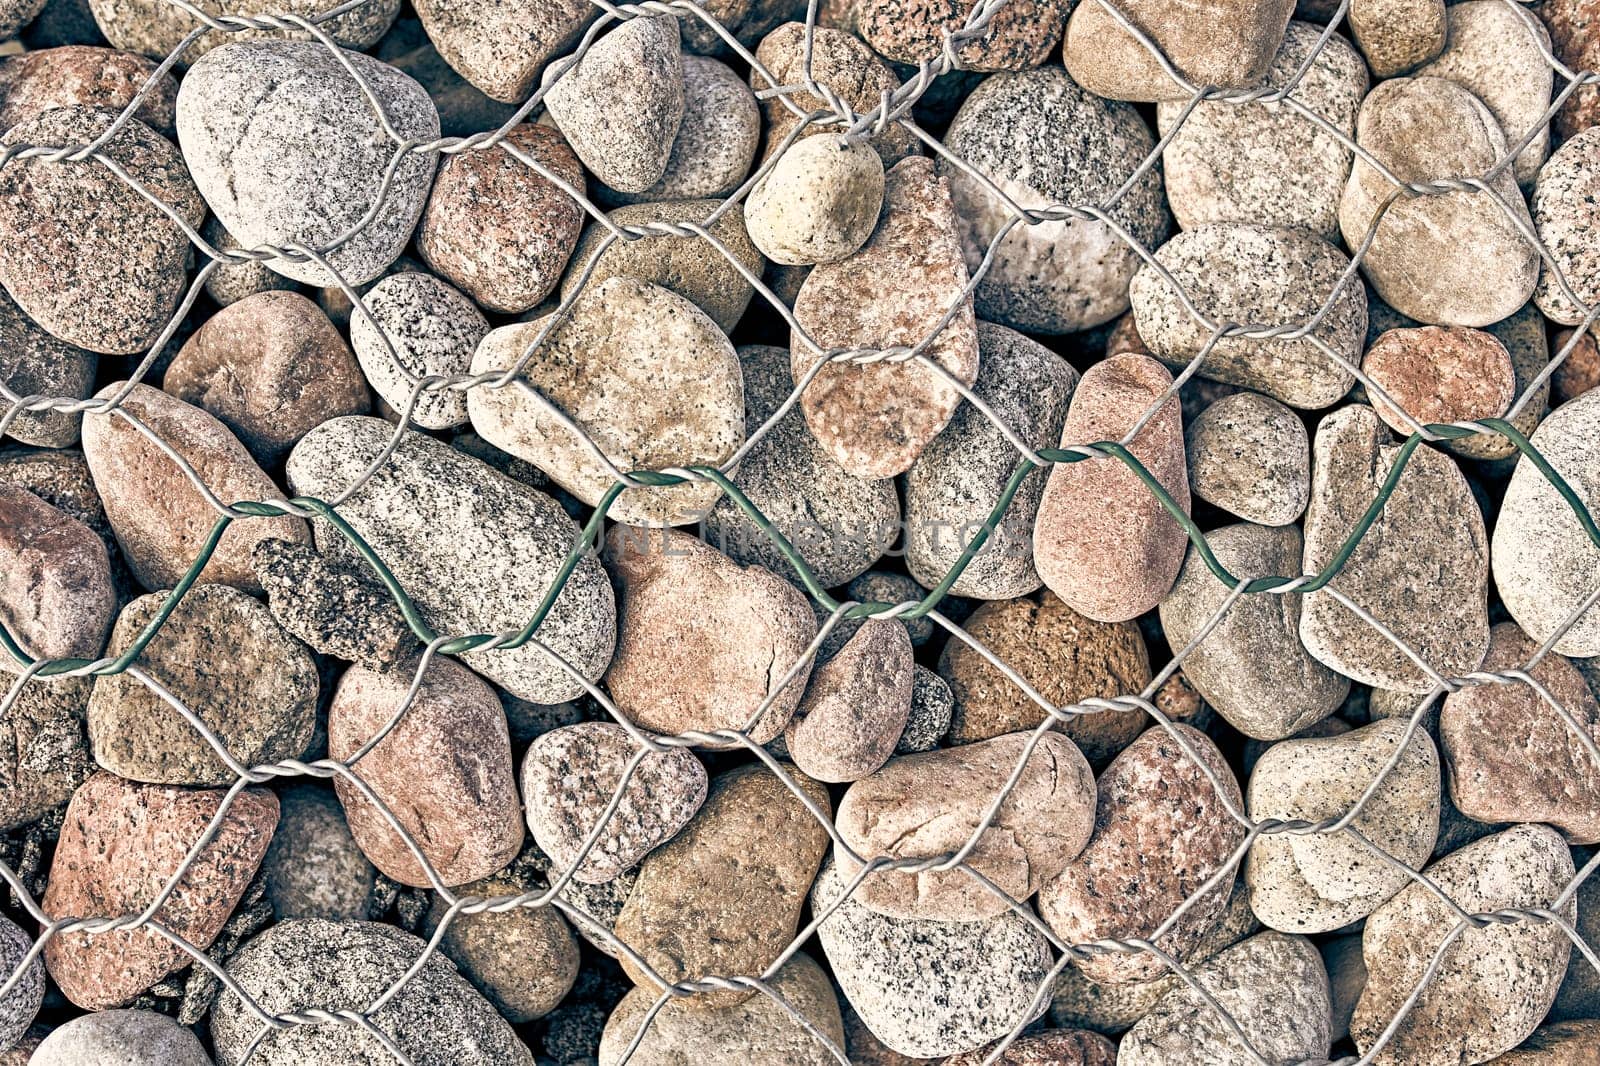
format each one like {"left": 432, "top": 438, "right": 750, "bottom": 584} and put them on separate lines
{"left": 936, "top": 590, "right": 1150, "bottom": 763}
{"left": 286, "top": 416, "right": 617, "bottom": 703}
{"left": 1339, "top": 76, "right": 1538, "bottom": 327}
{"left": 844, "top": 571, "right": 936, "bottom": 646}
{"left": 1323, "top": 933, "right": 1366, "bottom": 1043}
{"left": 1352, "top": 825, "right": 1576, "bottom": 1066}
{"left": 863, "top": 0, "right": 1067, "bottom": 69}
{"left": 1131, "top": 223, "right": 1365, "bottom": 409}
{"left": 1184, "top": 392, "right": 1310, "bottom": 525}
{"left": 1552, "top": 852, "right": 1600, "bottom": 1023}
{"left": 944, "top": 1030, "right": 1117, "bottom": 1066}
{"left": 411, "top": 0, "right": 591, "bottom": 103}
{"left": 0, "top": 672, "right": 92, "bottom": 830}
{"left": 1301, "top": 405, "right": 1490, "bottom": 691}
{"left": 835, "top": 730, "right": 1095, "bottom": 921}
{"left": 1552, "top": 327, "right": 1600, "bottom": 408}
{"left": 422, "top": 875, "right": 580, "bottom": 1023}
{"left": 249, "top": 538, "right": 413, "bottom": 670}
{"left": 210, "top": 918, "right": 534, "bottom": 1065}
{"left": 1062, "top": 0, "right": 1296, "bottom": 101}
{"left": 543, "top": 16, "right": 684, "bottom": 194}
{"left": 1534, "top": 127, "right": 1600, "bottom": 327}
{"left": 940, "top": 66, "right": 1169, "bottom": 333}
{"left": 746, "top": 137, "right": 883, "bottom": 267}
{"left": 601, "top": 56, "right": 758, "bottom": 206}
{"left": 904, "top": 321, "right": 1076, "bottom": 599}
{"left": 1363, "top": 326, "right": 1515, "bottom": 439}
{"left": 176, "top": 41, "right": 439, "bottom": 287}
{"left": 813, "top": 857, "right": 1053, "bottom": 1058}
{"left": 1350, "top": 0, "right": 1446, "bottom": 77}
{"left": 1439, "top": 622, "right": 1600, "bottom": 843}
{"left": 0, "top": 45, "right": 176, "bottom": 134}
{"left": 0, "top": 290, "right": 95, "bottom": 449}
{"left": 200, "top": 216, "right": 297, "bottom": 307}
{"left": 260, "top": 783, "right": 375, "bottom": 922}
{"left": 164, "top": 291, "right": 369, "bottom": 463}
{"left": 602, "top": 526, "right": 816, "bottom": 745}
{"left": 612, "top": 764, "right": 831, "bottom": 1006}
{"left": 1161, "top": 523, "right": 1349, "bottom": 741}
{"left": 703, "top": 345, "right": 898, "bottom": 588}
{"left": 1543, "top": 0, "right": 1600, "bottom": 141}
{"left": 598, "top": 952, "right": 843, "bottom": 1066}
{"left": 785, "top": 619, "right": 912, "bottom": 782}
{"left": 1118, "top": 932, "right": 1331, "bottom": 1066}
{"left": 329, "top": 653, "right": 522, "bottom": 887}
{"left": 84, "top": 0, "right": 397, "bottom": 62}
{"left": 898, "top": 666, "right": 952, "bottom": 753}
{"left": 1033, "top": 353, "right": 1190, "bottom": 623}
{"left": 88, "top": 584, "right": 317, "bottom": 784}
{"left": 0, "top": 107, "right": 201, "bottom": 354}
{"left": 0, "top": 484, "right": 112, "bottom": 665}
{"left": 1489, "top": 1021, "right": 1600, "bottom": 1066}
{"left": 32, "top": 1010, "right": 213, "bottom": 1066}
{"left": 0, "top": 916, "right": 39, "bottom": 1051}
{"left": 1039, "top": 724, "right": 1246, "bottom": 985}
{"left": 0, "top": 0, "right": 43, "bottom": 38}
{"left": 349, "top": 271, "right": 487, "bottom": 430}
{"left": 521, "top": 721, "right": 708, "bottom": 884}
{"left": 82, "top": 382, "right": 310, "bottom": 593}
{"left": 42, "top": 772, "right": 276, "bottom": 1009}
{"left": 468, "top": 277, "right": 743, "bottom": 526}
{"left": 792, "top": 154, "right": 979, "bottom": 475}
{"left": 416, "top": 123, "right": 583, "bottom": 314}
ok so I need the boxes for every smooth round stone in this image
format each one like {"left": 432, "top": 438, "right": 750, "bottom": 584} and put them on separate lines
{"left": 945, "top": 1030, "right": 1116, "bottom": 1066}
{"left": 904, "top": 321, "right": 1077, "bottom": 600}
{"left": 1159, "top": 21, "right": 1367, "bottom": 237}
{"left": 543, "top": 16, "right": 684, "bottom": 194}
{"left": 1352, "top": 825, "right": 1575, "bottom": 1066}
{"left": 813, "top": 858, "right": 1053, "bottom": 1059}
{"left": 82, "top": 382, "right": 310, "bottom": 593}
{"left": 286, "top": 416, "right": 617, "bottom": 703}
{"left": 349, "top": 272, "right": 486, "bottom": 430}
{"left": 176, "top": 41, "right": 439, "bottom": 287}
{"left": 0, "top": 44, "right": 174, "bottom": 134}
{"left": 1246, "top": 718, "right": 1440, "bottom": 933}
{"left": 1185, "top": 392, "right": 1310, "bottom": 525}
{"left": 1339, "top": 76, "right": 1538, "bottom": 327}
{"left": 1131, "top": 223, "right": 1365, "bottom": 408}
{"left": 32, "top": 1011, "right": 212, "bottom": 1066}
{"left": 940, "top": 67, "right": 1169, "bottom": 333}
{"left": 84, "top": 0, "right": 396, "bottom": 64}
{"left": 0, "top": 915, "right": 40, "bottom": 1051}
{"left": 1534, "top": 126, "right": 1600, "bottom": 326}
{"left": 1119, "top": 932, "right": 1331, "bottom": 1065}
{"left": 746, "top": 136, "right": 883, "bottom": 267}
{"left": 210, "top": 918, "right": 534, "bottom": 1065}
{"left": 860, "top": 0, "right": 1066, "bottom": 69}
{"left": 469, "top": 276, "right": 743, "bottom": 526}
{"left": 1350, "top": 0, "right": 1445, "bottom": 77}
{"left": 260, "top": 783, "right": 375, "bottom": 922}
{"left": 251, "top": 538, "right": 414, "bottom": 671}
{"left": 0, "top": 107, "right": 202, "bottom": 355}
{"left": 1161, "top": 523, "right": 1349, "bottom": 741}
{"left": 201, "top": 216, "right": 298, "bottom": 307}
{"left": 165, "top": 290, "right": 369, "bottom": 463}
{"left": 1033, "top": 353, "right": 1190, "bottom": 623}
{"left": 1552, "top": 327, "right": 1600, "bottom": 407}
{"left": 42, "top": 772, "right": 276, "bottom": 1009}
{"left": 703, "top": 345, "right": 898, "bottom": 588}
{"left": 0, "top": 290, "right": 95, "bottom": 449}
{"left": 898, "top": 666, "right": 952, "bottom": 753}
{"left": 422, "top": 874, "right": 580, "bottom": 1023}
{"left": 1039, "top": 725, "right": 1246, "bottom": 985}
{"left": 0, "top": 670, "right": 92, "bottom": 831}
{"left": 835, "top": 730, "right": 1095, "bottom": 921}
{"left": 600, "top": 56, "right": 757, "bottom": 206}
{"left": 521, "top": 721, "right": 708, "bottom": 884}
{"left": 935, "top": 590, "right": 1150, "bottom": 764}
{"left": 1363, "top": 325, "right": 1515, "bottom": 438}
{"left": 410, "top": 0, "right": 591, "bottom": 103}
{"left": 379, "top": 30, "right": 522, "bottom": 139}
{"left": 0, "top": 484, "right": 112, "bottom": 665}
{"left": 786, "top": 618, "right": 912, "bottom": 783}
{"left": 844, "top": 571, "right": 936, "bottom": 647}
{"left": 1545, "top": 0, "right": 1600, "bottom": 141}
{"left": 1300, "top": 405, "right": 1490, "bottom": 691}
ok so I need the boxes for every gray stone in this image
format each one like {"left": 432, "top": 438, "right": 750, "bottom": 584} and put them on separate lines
{"left": 0, "top": 673, "right": 91, "bottom": 831}
{"left": 845, "top": 572, "right": 935, "bottom": 647}
{"left": 1533, "top": 126, "right": 1600, "bottom": 326}
{"left": 0, "top": 915, "right": 40, "bottom": 1051}
{"left": 786, "top": 619, "right": 912, "bottom": 782}
{"left": 250, "top": 538, "right": 414, "bottom": 671}
{"left": 83, "top": 0, "right": 397, "bottom": 65}
{"left": 898, "top": 665, "right": 952, "bottom": 753}
{"left": 1350, "top": 0, "right": 1445, "bottom": 77}
{"left": 176, "top": 41, "right": 440, "bottom": 287}
{"left": 410, "top": 0, "right": 592, "bottom": 103}
{"left": 746, "top": 136, "right": 883, "bottom": 266}
{"left": 0, "top": 290, "right": 95, "bottom": 448}
{"left": 0, "top": 483, "right": 113, "bottom": 666}
{"left": 201, "top": 216, "right": 296, "bottom": 307}
{"left": 33, "top": 1010, "right": 213, "bottom": 1066}
{"left": 349, "top": 272, "right": 487, "bottom": 430}
{"left": 1185, "top": 392, "right": 1310, "bottom": 525}
{"left": 260, "top": 783, "right": 375, "bottom": 922}
{"left": 0, "top": 0, "right": 43, "bottom": 37}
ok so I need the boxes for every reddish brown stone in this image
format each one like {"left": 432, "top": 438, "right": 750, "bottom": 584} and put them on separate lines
{"left": 1542, "top": 0, "right": 1600, "bottom": 142}
{"left": 1063, "top": 0, "right": 1296, "bottom": 101}
{"left": 0, "top": 484, "right": 113, "bottom": 665}
{"left": 0, "top": 46, "right": 178, "bottom": 135}
{"left": 1552, "top": 328, "right": 1600, "bottom": 407}
{"left": 1363, "top": 326, "right": 1515, "bottom": 436}
{"left": 945, "top": 1030, "right": 1118, "bottom": 1066}
{"left": 859, "top": 0, "right": 1068, "bottom": 70}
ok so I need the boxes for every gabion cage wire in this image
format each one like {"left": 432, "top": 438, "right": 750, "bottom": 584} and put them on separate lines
{"left": 0, "top": 0, "right": 1598, "bottom": 1062}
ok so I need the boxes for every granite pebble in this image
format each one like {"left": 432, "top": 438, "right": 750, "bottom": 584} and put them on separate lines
{"left": 1184, "top": 392, "right": 1310, "bottom": 525}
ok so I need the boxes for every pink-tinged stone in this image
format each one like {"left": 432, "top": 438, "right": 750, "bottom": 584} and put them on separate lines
{"left": 785, "top": 619, "right": 914, "bottom": 783}
{"left": 945, "top": 1030, "right": 1118, "bottom": 1066}
{"left": 1363, "top": 326, "right": 1515, "bottom": 437}
{"left": 328, "top": 653, "right": 523, "bottom": 888}
{"left": 1542, "top": 0, "right": 1600, "bottom": 141}
{"left": 41, "top": 772, "right": 277, "bottom": 1009}
{"left": 0, "top": 484, "right": 113, "bottom": 666}
{"left": 791, "top": 155, "right": 980, "bottom": 479}
{"left": 859, "top": 0, "right": 1069, "bottom": 70}
{"left": 1551, "top": 328, "right": 1600, "bottom": 407}
{"left": 0, "top": 46, "right": 178, "bottom": 135}
{"left": 1033, "top": 353, "right": 1190, "bottom": 623}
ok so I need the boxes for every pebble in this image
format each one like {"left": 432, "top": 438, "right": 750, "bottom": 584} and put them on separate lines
{"left": 1350, "top": 0, "right": 1446, "bottom": 77}
{"left": 210, "top": 918, "right": 534, "bottom": 1065}
{"left": 349, "top": 271, "right": 487, "bottom": 430}
{"left": 1552, "top": 327, "right": 1600, "bottom": 407}
{"left": 250, "top": 537, "right": 413, "bottom": 670}
{"left": 0, "top": 484, "right": 113, "bottom": 665}
{"left": 1039, "top": 724, "right": 1246, "bottom": 985}
{"left": 1158, "top": 21, "right": 1367, "bottom": 237}
{"left": 164, "top": 290, "right": 369, "bottom": 463}
{"left": 0, "top": 45, "right": 176, "bottom": 135}
{"left": 940, "top": 66, "right": 1169, "bottom": 334}
{"left": 1534, "top": 127, "right": 1600, "bottom": 327}
{"left": 42, "top": 772, "right": 277, "bottom": 1009}
{"left": 1184, "top": 392, "right": 1310, "bottom": 525}
{"left": 0, "top": 291, "right": 95, "bottom": 449}
{"left": 201, "top": 216, "right": 297, "bottom": 307}
{"left": 82, "top": 382, "right": 310, "bottom": 593}
{"left": 944, "top": 1030, "right": 1117, "bottom": 1066}
{"left": 1246, "top": 718, "right": 1440, "bottom": 933}
{"left": 1544, "top": 0, "right": 1600, "bottom": 141}
{"left": 259, "top": 783, "right": 376, "bottom": 922}
{"left": 0, "top": 448, "right": 123, "bottom": 591}
{"left": 1339, "top": 76, "right": 1539, "bottom": 327}
{"left": 786, "top": 619, "right": 912, "bottom": 783}
{"left": 88, "top": 583, "right": 317, "bottom": 784}
{"left": 1131, "top": 223, "right": 1365, "bottom": 409}
{"left": 861, "top": 0, "right": 1065, "bottom": 69}
{"left": 1352, "top": 824, "right": 1576, "bottom": 1065}
{"left": 0, "top": 916, "right": 39, "bottom": 1052}
{"left": 1490, "top": 1021, "right": 1600, "bottom": 1066}
{"left": 0, "top": 0, "right": 42, "bottom": 37}
{"left": 1062, "top": 0, "right": 1296, "bottom": 101}
{"left": 746, "top": 136, "right": 884, "bottom": 267}
{"left": 1118, "top": 932, "right": 1332, "bottom": 1066}
{"left": 1160, "top": 523, "right": 1350, "bottom": 741}
{"left": 936, "top": 590, "right": 1151, "bottom": 764}
{"left": 1033, "top": 353, "right": 1190, "bottom": 623}
{"left": 813, "top": 857, "right": 1052, "bottom": 1058}
{"left": 904, "top": 321, "right": 1077, "bottom": 600}
{"left": 898, "top": 666, "right": 952, "bottom": 753}
{"left": 468, "top": 277, "right": 743, "bottom": 526}
{"left": 1440, "top": 622, "right": 1600, "bottom": 843}
{"left": 793, "top": 156, "right": 978, "bottom": 478}
{"left": 845, "top": 571, "right": 936, "bottom": 646}
{"left": 286, "top": 415, "right": 617, "bottom": 703}
{"left": 835, "top": 730, "right": 1095, "bottom": 921}
{"left": 543, "top": 16, "right": 685, "bottom": 194}
{"left": 601, "top": 56, "right": 758, "bottom": 206}
{"left": 612, "top": 764, "right": 831, "bottom": 1006}
{"left": 0, "top": 107, "right": 202, "bottom": 355}
{"left": 1363, "top": 325, "right": 1516, "bottom": 438}
{"left": 32, "top": 1010, "right": 213, "bottom": 1066}
{"left": 329, "top": 652, "right": 523, "bottom": 887}
{"left": 87, "top": 0, "right": 399, "bottom": 63}
{"left": 176, "top": 41, "right": 440, "bottom": 287}
{"left": 0, "top": 671, "right": 92, "bottom": 830}
{"left": 521, "top": 721, "right": 708, "bottom": 884}
{"left": 410, "top": 0, "right": 591, "bottom": 103}
{"left": 1300, "top": 404, "right": 1490, "bottom": 691}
